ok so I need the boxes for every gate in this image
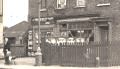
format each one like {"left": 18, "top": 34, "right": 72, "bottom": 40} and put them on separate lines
{"left": 41, "top": 41, "right": 110, "bottom": 67}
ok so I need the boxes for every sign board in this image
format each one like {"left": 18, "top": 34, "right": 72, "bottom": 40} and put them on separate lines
{"left": 57, "top": 17, "right": 91, "bottom": 23}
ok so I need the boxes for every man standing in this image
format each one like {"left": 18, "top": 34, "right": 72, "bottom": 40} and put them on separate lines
{"left": 3, "top": 38, "right": 11, "bottom": 64}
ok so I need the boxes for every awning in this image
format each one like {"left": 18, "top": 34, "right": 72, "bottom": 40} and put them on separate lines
{"left": 57, "top": 17, "right": 91, "bottom": 23}
{"left": 56, "top": 17, "right": 110, "bottom": 23}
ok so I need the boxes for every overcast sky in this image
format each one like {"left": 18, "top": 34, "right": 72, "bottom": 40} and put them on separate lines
{"left": 3, "top": 0, "right": 28, "bottom": 27}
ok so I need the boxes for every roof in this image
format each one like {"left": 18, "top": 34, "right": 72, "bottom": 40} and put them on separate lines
{"left": 4, "top": 21, "right": 30, "bottom": 38}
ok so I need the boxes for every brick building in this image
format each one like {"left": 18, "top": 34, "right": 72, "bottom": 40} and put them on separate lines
{"left": 28, "top": 0, "right": 120, "bottom": 45}
{"left": 4, "top": 21, "right": 29, "bottom": 57}
{"left": 28, "top": 0, "right": 120, "bottom": 66}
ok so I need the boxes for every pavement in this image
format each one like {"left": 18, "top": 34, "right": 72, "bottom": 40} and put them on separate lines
{"left": 0, "top": 48, "right": 120, "bottom": 69}
{"left": 0, "top": 57, "right": 120, "bottom": 69}
{"left": 0, "top": 57, "right": 35, "bottom": 65}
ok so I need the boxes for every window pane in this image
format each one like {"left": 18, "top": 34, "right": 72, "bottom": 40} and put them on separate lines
{"left": 76, "top": 0, "right": 85, "bottom": 7}
{"left": 57, "top": 0, "right": 66, "bottom": 8}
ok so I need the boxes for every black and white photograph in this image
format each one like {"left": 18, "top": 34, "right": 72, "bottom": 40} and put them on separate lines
{"left": 1, "top": 0, "right": 120, "bottom": 69}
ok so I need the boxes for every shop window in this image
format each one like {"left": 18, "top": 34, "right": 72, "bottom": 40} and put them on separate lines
{"left": 61, "top": 24, "right": 67, "bottom": 28}
{"left": 96, "top": 0, "right": 110, "bottom": 7}
{"left": 46, "top": 32, "right": 54, "bottom": 37}
{"left": 61, "top": 31, "right": 67, "bottom": 37}
{"left": 60, "top": 24, "right": 67, "bottom": 31}
{"left": 46, "top": 32, "right": 51, "bottom": 37}
{"left": 69, "top": 24, "right": 77, "bottom": 29}
{"left": 68, "top": 30, "right": 94, "bottom": 43}
{"left": 57, "top": 0, "right": 66, "bottom": 9}
{"left": 76, "top": 0, "right": 86, "bottom": 7}
{"left": 69, "top": 30, "right": 77, "bottom": 37}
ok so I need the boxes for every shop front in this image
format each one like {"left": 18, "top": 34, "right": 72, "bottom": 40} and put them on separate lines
{"left": 45, "top": 16, "right": 111, "bottom": 44}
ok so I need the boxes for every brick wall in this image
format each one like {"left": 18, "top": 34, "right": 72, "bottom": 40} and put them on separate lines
{"left": 29, "top": 0, "right": 120, "bottom": 41}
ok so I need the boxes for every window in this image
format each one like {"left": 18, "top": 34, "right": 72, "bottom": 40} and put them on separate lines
{"left": 40, "top": 0, "right": 47, "bottom": 11}
{"left": 76, "top": 0, "right": 86, "bottom": 7}
{"left": 61, "top": 31, "right": 67, "bottom": 37}
{"left": 97, "top": 0, "right": 110, "bottom": 7}
{"left": 57, "top": 0, "right": 66, "bottom": 9}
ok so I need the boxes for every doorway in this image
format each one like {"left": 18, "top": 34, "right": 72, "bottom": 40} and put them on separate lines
{"left": 99, "top": 26, "right": 109, "bottom": 42}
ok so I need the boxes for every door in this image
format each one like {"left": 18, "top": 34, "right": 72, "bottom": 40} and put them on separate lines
{"left": 99, "top": 26, "right": 109, "bottom": 42}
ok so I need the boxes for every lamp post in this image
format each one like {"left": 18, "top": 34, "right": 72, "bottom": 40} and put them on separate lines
{"left": 35, "top": 0, "right": 42, "bottom": 66}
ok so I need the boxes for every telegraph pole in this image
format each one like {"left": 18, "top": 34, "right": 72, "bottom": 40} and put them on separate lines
{"left": 38, "top": 0, "right": 41, "bottom": 49}
{"left": 35, "top": 0, "right": 42, "bottom": 66}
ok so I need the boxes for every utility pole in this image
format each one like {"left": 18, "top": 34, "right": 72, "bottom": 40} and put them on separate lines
{"left": 38, "top": 0, "right": 41, "bottom": 49}
{"left": 35, "top": 0, "right": 42, "bottom": 66}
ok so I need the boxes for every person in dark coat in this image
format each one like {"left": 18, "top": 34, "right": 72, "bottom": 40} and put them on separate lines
{"left": 3, "top": 38, "right": 11, "bottom": 64}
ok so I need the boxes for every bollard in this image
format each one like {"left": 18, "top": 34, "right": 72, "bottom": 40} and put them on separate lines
{"left": 35, "top": 47, "right": 42, "bottom": 66}
{"left": 5, "top": 50, "right": 11, "bottom": 65}
{"left": 96, "top": 56, "right": 100, "bottom": 67}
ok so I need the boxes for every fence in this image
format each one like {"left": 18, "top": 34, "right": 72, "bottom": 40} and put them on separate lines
{"left": 10, "top": 44, "right": 27, "bottom": 57}
{"left": 40, "top": 41, "right": 120, "bottom": 67}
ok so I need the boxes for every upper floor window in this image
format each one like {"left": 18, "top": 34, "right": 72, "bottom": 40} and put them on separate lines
{"left": 97, "top": 0, "right": 110, "bottom": 7}
{"left": 57, "top": 0, "right": 66, "bottom": 9}
{"left": 76, "top": 0, "right": 86, "bottom": 7}
{"left": 40, "top": 0, "right": 47, "bottom": 11}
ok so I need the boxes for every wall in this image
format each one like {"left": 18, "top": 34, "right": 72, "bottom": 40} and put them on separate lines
{"left": 29, "top": 0, "right": 120, "bottom": 41}
{"left": 0, "top": 0, "right": 3, "bottom": 45}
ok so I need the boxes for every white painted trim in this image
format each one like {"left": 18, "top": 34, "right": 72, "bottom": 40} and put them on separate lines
{"left": 96, "top": 3, "right": 110, "bottom": 7}
{"left": 40, "top": 9, "right": 47, "bottom": 12}
{"left": 57, "top": 17, "right": 91, "bottom": 23}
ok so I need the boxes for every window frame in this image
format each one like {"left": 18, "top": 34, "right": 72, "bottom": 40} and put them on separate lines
{"left": 76, "top": 0, "right": 86, "bottom": 8}
{"left": 40, "top": 0, "right": 47, "bottom": 11}
{"left": 96, "top": 0, "right": 110, "bottom": 7}
{"left": 57, "top": 0, "right": 67, "bottom": 9}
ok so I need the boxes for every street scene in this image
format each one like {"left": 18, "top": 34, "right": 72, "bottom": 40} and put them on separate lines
{"left": 1, "top": 0, "right": 120, "bottom": 69}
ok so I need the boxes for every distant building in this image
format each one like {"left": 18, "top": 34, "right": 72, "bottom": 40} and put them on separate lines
{"left": 4, "top": 21, "right": 29, "bottom": 45}
{"left": 29, "top": 0, "right": 120, "bottom": 44}
{"left": 4, "top": 21, "right": 29, "bottom": 57}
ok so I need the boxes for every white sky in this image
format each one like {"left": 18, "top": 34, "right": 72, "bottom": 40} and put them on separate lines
{"left": 3, "top": 0, "right": 28, "bottom": 27}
